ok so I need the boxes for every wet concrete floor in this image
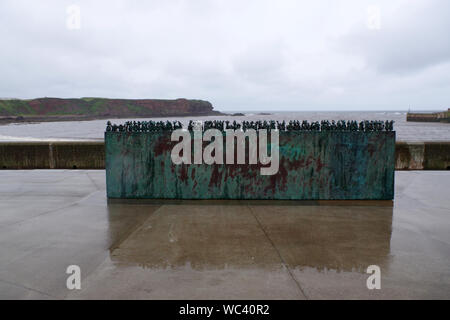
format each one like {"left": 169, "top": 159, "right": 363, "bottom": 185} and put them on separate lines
{"left": 0, "top": 170, "right": 449, "bottom": 299}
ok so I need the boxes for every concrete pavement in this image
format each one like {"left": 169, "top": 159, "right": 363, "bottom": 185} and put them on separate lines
{"left": 0, "top": 170, "right": 449, "bottom": 299}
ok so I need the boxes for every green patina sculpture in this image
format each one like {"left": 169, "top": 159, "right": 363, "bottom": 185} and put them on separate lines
{"left": 105, "top": 120, "right": 395, "bottom": 200}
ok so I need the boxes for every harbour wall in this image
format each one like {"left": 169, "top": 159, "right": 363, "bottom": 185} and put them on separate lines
{"left": 0, "top": 141, "right": 449, "bottom": 170}
{"left": 406, "top": 109, "right": 450, "bottom": 123}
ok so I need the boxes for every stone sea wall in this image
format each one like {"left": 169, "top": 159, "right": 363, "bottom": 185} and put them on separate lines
{"left": 0, "top": 141, "right": 448, "bottom": 170}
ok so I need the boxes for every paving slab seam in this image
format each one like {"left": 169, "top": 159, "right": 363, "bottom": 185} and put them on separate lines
{"left": 2, "top": 189, "right": 102, "bottom": 228}
{"left": 0, "top": 277, "right": 57, "bottom": 299}
{"left": 109, "top": 205, "right": 163, "bottom": 251}
{"left": 85, "top": 171, "right": 102, "bottom": 190}
{"left": 247, "top": 205, "right": 309, "bottom": 300}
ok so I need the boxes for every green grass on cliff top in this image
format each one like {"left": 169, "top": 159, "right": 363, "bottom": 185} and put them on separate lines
{"left": 0, "top": 97, "right": 210, "bottom": 116}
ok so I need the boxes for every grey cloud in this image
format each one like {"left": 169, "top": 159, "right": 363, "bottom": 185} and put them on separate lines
{"left": 341, "top": 0, "right": 450, "bottom": 75}
{"left": 0, "top": 0, "right": 449, "bottom": 110}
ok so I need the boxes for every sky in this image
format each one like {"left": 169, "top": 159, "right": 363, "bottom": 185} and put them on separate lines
{"left": 1, "top": 0, "right": 449, "bottom": 111}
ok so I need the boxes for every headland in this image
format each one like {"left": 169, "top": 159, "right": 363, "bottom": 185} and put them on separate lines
{"left": 0, "top": 97, "right": 223, "bottom": 124}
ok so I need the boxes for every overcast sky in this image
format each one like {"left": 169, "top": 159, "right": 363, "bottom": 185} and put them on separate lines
{"left": 1, "top": 0, "right": 449, "bottom": 111}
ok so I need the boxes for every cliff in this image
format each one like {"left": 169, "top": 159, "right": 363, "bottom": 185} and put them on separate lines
{"left": 0, "top": 97, "right": 221, "bottom": 123}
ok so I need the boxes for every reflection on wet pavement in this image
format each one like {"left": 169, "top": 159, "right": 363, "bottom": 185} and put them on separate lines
{"left": 107, "top": 204, "right": 393, "bottom": 273}
{"left": 0, "top": 170, "right": 448, "bottom": 299}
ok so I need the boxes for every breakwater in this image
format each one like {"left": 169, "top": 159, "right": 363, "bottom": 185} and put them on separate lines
{"left": 406, "top": 109, "right": 450, "bottom": 123}
{"left": 0, "top": 141, "right": 448, "bottom": 171}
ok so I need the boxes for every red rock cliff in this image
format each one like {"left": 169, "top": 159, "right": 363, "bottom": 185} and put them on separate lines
{"left": 0, "top": 97, "right": 219, "bottom": 117}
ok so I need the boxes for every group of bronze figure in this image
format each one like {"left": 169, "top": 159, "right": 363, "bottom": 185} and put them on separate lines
{"left": 106, "top": 119, "right": 394, "bottom": 133}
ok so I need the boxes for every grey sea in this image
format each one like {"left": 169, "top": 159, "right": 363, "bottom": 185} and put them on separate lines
{"left": 0, "top": 111, "right": 448, "bottom": 142}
